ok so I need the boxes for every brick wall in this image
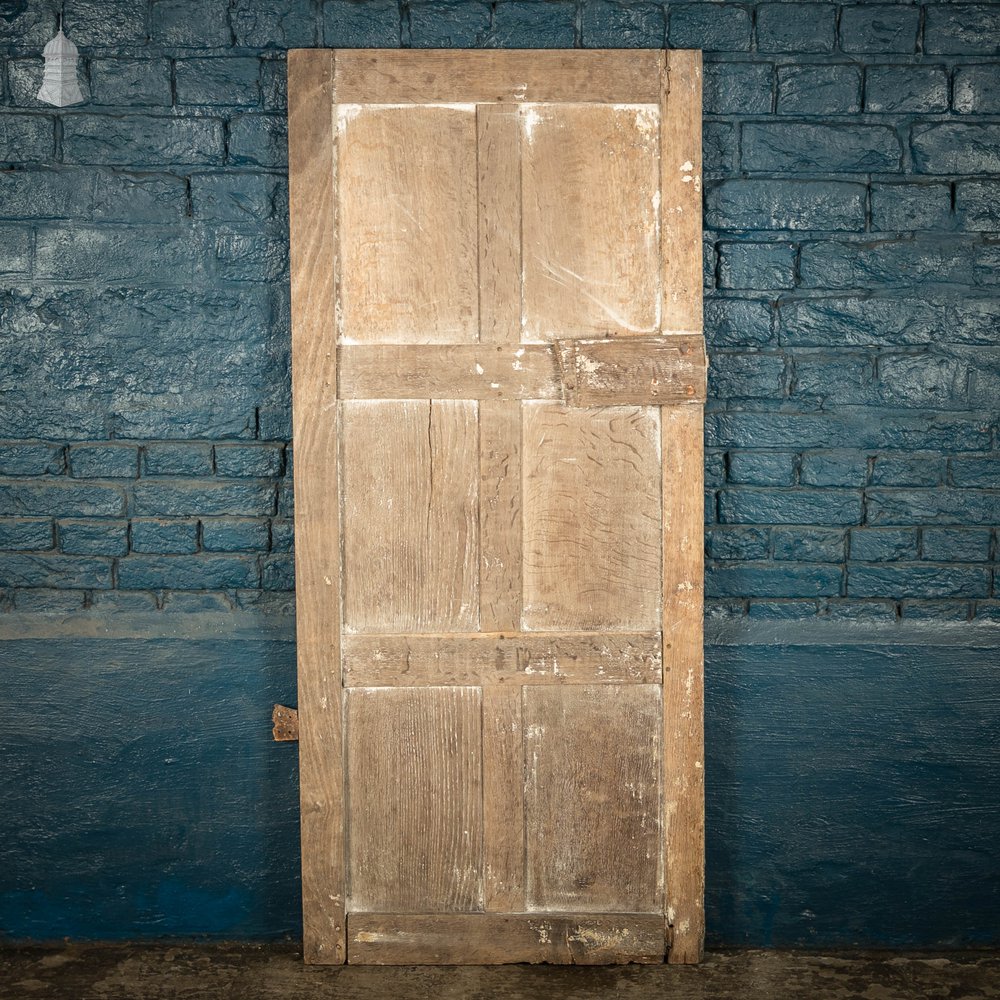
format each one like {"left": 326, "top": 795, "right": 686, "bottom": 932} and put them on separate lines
{"left": 1, "top": 0, "right": 997, "bottom": 621}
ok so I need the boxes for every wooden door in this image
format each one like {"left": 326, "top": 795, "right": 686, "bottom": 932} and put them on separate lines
{"left": 288, "top": 48, "right": 706, "bottom": 966}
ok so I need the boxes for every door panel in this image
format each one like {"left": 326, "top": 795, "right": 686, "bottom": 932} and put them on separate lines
{"left": 288, "top": 48, "right": 706, "bottom": 966}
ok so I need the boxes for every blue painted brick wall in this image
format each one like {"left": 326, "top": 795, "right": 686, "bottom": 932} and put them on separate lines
{"left": 0, "top": 2, "right": 998, "bottom": 623}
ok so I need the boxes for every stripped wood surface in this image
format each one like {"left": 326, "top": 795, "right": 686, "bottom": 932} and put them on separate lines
{"left": 346, "top": 687, "right": 483, "bottom": 913}
{"left": 524, "top": 685, "right": 663, "bottom": 913}
{"left": 287, "top": 48, "right": 345, "bottom": 966}
{"left": 332, "top": 49, "right": 663, "bottom": 104}
{"left": 522, "top": 404, "right": 662, "bottom": 631}
{"left": 347, "top": 913, "right": 666, "bottom": 965}
{"left": 341, "top": 632, "right": 663, "bottom": 687}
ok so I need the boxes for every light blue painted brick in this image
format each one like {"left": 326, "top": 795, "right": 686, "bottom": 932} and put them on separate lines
{"left": 69, "top": 444, "right": 139, "bottom": 480}
{"left": 130, "top": 519, "right": 199, "bottom": 554}
{"left": 849, "top": 528, "right": 919, "bottom": 561}
{"left": 777, "top": 66, "right": 861, "bottom": 115}
{"left": 756, "top": 4, "right": 836, "bottom": 53}
{"left": 0, "top": 518, "right": 53, "bottom": 551}
{"left": 58, "top": 519, "right": 129, "bottom": 556}
{"left": 949, "top": 455, "right": 998, "bottom": 489}
{"left": 870, "top": 454, "right": 944, "bottom": 487}
{"left": 12, "top": 588, "right": 87, "bottom": 612}
{"left": 921, "top": 528, "right": 992, "bottom": 563}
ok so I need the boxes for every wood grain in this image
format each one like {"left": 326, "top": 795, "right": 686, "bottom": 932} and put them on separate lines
{"left": 332, "top": 49, "right": 663, "bottom": 105}
{"left": 524, "top": 685, "right": 662, "bottom": 913}
{"left": 337, "top": 105, "right": 478, "bottom": 343}
{"left": 482, "top": 686, "right": 525, "bottom": 911}
{"left": 522, "top": 104, "right": 661, "bottom": 341}
{"left": 661, "top": 406, "right": 705, "bottom": 964}
{"left": 346, "top": 687, "right": 483, "bottom": 913}
{"left": 287, "top": 48, "right": 345, "bottom": 965}
{"left": 341, "top": 400, "right": 479, "bottom": 633}
{"left": 341, "top": 632, "right": 662, "bottom": 687}
{"left": 347, "top": 913, "right": 665, "bottom": 965}
{"left": 659, "top": 50, "right": 703, "bottom": 334}
{"left": 522, "top": 403, "right": 661, "bottom": 631}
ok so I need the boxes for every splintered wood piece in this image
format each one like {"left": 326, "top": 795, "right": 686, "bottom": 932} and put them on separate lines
{"left": 347, "top": 913, "right": 666, "bottom": 965}
{"left": 662, "top": 405, "right": 706, "bottom": 964}
{"left": 346, "top": 687, "right": 483, "bottom": 913}
{"left": 482, "top": 686, "right": 525, "bottom": 911}
{"left": 341, "top": 400, "right": 479, "bottom": 633}
{"left": 337, "top": 105, "right": 478, "bottom": 343}
{"left": 522, "top": 404, "right": 662, "bottom": 631}
{"left": 271, "top": 704, "right": 299, "bottom": 742}
{"left": 287, "top": 48, "right": 345, "bottom": 966}
{"left": 341, "top": 632, "right": 662, "bottom": 687}
{"left": 524, "top": 685, "right": 663, "bottom": 912}
{"left": 332, "top": 50, "right": 663, "bottom": 104}
{"left": 521, "top": 104, "right": 661, "bottom": 341}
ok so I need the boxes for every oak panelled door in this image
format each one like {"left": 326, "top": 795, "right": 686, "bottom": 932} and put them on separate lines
{"left": 288, "top": 48, "right": 707, "bottom": 966}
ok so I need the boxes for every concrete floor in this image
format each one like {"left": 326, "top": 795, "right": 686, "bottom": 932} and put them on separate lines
{"left": 1, "top": 944, "right": 998, "bottom": 1000}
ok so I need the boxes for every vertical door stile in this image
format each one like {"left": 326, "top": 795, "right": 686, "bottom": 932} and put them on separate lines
{"left": 477, "top": 101, "right": 528, "bottom": 914}
{"left": 288, "top": 48, "right": 346, "bottom": 966}
{"left": 659, "top": 49, "right": 706, "bottom": 965}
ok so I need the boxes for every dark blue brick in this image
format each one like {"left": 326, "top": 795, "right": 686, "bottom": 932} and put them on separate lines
{"left": 705, "top": 452, "right": 726, "bottom": 489}
{"left": 727, "top": 451, "right": 796, "bottom": 487}
{"left": 270, "top": 518, "right": 294, "bottom": 553}
{"left": 117, "top": 555, "right": 259, "bottom": 590}
{"left": 214, "top": 230, "right": 288, "bottom": 281}
{"left": 69, "top": 444, "right": 139, "bottom": 479}
{"left": 870, "top": 454, "right": 944, "bottom": 487}
{"left": 957, "top": 181, "right": 1000, "bottom": 230}
{"left": 742, "top": 124, "right": 901, "bottom": 174}
{"left": 848, "top": 563, "right": 990, "bottom": 599}
{"left": 780, "top": 297, "right": 947, "bottom": 348}
{"left": 6, "top": 58, "right": 47, "bottom": 108}
{"left": 901, "top": 600, "right": 971, "bottom": 622}
{"left": 486, "top": 2, "right": 577, "bottom": 47}
{"left": 0, "top": 554, "right": 112, "bottom": 589}
{"left": 756, "top": 4, "right": 836, "bottom": 53}
{"left": 0, "top": 114, "right": 54, "bottom": 163}
{"left": 668, "top": 4, "right": 751, "bottom": 52}
{"left": 0, "top": 227, "right": 31, "bottom": 276}
{"left": 190, "top": 172, "right": 282, "bottom": 222}
{"left": 151, "top": 0, "right": 231, "bottom": 46}
{"left": 0, "top": 4, "right": 57, "bottom": 47}
{"left": 89, "top": 59, "right": 172, "bottom": 107}
{"left": 792, "top": 354, "right": 876, "bottom": 407}
{"left": 91, "top": 171, "right": 188, "bottom": 224}
{"left": 924, "top": 5, "right": 1000, "bottom": 56}
{"left": 131, "top": 518, "right": 199, "bottom": 554}
{"left": 580, "top": 1, "right": 664, "bottom": 48}
{"left": 870, "top": 183, "right": 951, "bottom": 232}
{"left": 703, "top": 62, "right": 772, "bottom": 115}
{"left": 705, "top": 180, "right": 866, "bottom": 232}
{"left": 0, "top": 481, "right": 125, "bottom": 517}
{"left": 0, "top": 518, "right": 53, "bottom": 551}
{"left": 262, "top": 554, "right": 294, "bottom": 590}
{"left": 89, "top": 590, "right": 159, "bottom": 611}
{"left": 953, "top": 65, "right": 1000, "bottom": 115}
{"left": 201, "top": 517, "right": 270, "bottom": 552}
{"left": 214, "top": 444, "right": 284, "bottom": 478}
{"left": 719, "top": 488, "right": 863, "bottom": 525}
{"left": 867, "top": 489, "right": 1000, "bottom": 526}
{"left": 772, "top": 527, "right": 845, "bottom": 562}
{"left": 865, "top": 66, "right": 948, "bottom": 115}
{"left": 950, "top": 299, "right": 1000, "bottom": 345}
{"left": 231, "top": 0, "right": 315, "bottom": 47}
{"left": 710, "top": 353, "right": 786, "bottom": 400}
{"left": 706, "top": 562, "right": 842, "bottom": 598}
{"left": 710, "top": 411, "right": 990, "bottom": 452}
{"left": 975, "top": 601, "right": 1000, "bottom": 623}
{"left": 323, "top": 0, "right": 400, "bottom": 46}
{"left": 143, "top": 443, "right": 214, "bottom": 477}
{"left": 228, "top": 115, "right": 287, "bottom": 168}
{"left": 949, "top": 456, "right": 998, "bottom": 489}
{"left": 912, "top": 124, "right": 1000, "bottom": 176}
{"left": 261, "top": 59, "right": 287, "bottom": 112}
{"left": 800, "top": 451, "right": 869, "bottom": 488}
{"left": 850, "top": 528, "right": 917, "bottom": 561}
{"left": 704, "top": 299, "right": 774, "bottom": 348}
{"left": 922, "top": 528, "right": 992, "bottom": 563}
{"left": 63, "top": 116, "right": 224, "bottom": 167}
{"left": 161, "top": 591, "right": 236, "bottom": 612}
{"left": 839, "top": 5, "right": 918, "bottom": 54}
{"left": 777, "top": 66, "right": 861, "bottom": 116}
{"left": 64, "top": 0, "right": 147, "bottom": 45}
{"left": 12, "top": 588, "right": 87, "bottom": 613}
{"left": 718, "top": 242, "right": 795, "bottom": 290}
{"left": 277, "top": 483, "right": 294, "bottom": 518}
{"left": 0, "top": 168, "right": 93, "bottom": 220}
{"left": 176, "top": 59, "right": 261, "bottom": 107}
{"left": 58, "top": 519, "right": 129, "bottom": 556}
{"left": 131, "top": 482, "right": 275, "bottom": 517}
{"left": 747, "top": 599, "right": 819, "bottom": 620}
{"left": 703, "top": 122, "right": 737, "bottom": 176}
{"left": 824, "top": 599, "right": 898, "bottom": 623}
{"left": 706, "top": 526, "right": 770, "bottom": 559}
{"left": 409, "top": 1, "right": 492, "bottom": 46}
{"left": 877, "top": 353, "right": 967, "bottom": 410}
{"left": 0, "top": 444, "right": 62, "bottom": 477}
